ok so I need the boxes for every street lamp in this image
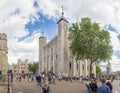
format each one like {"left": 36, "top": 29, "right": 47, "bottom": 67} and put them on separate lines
{"left": 8, "top": 73, "right": 10, "bottom": 93}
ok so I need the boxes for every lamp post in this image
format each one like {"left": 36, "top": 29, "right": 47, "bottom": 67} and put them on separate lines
{"left": 8, "top": 73, "right": 10, "bottom": 93}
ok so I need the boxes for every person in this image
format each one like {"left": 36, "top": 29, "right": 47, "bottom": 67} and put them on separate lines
{"left": 98, "top": 78, "right": 111, "bottom": 93}
{"left": 11, "top": 73, "right": 13, "bottom": 83}
{"left": 79, "top": 76, "right": 83, "bottom": 83}
{"left": 70, "top": 76, "right": 72, "bottom": 82}
{"left": 36, "top": 74, "right": 41, "bottom": 87}
{"left": 42, "top": 77, "right": 50, "bottom": 93}
{"left": 19, "top": 75, "right": 21, "bottom": 82}
{"left": 89, "top": 79, "right": 98, "bottom": 93}
{"left": 31, "top": 75, "right": 34, "bottom": 82}
{"left": 52, "top": 74, "right": 56, "bottom": 84}
{"left": 58, "top": 75, "right": 62, "bottom": 81}
{"left": 106, "top": 81, "right": 113, "bottom": 93}
{"left": 85, "top": 81, "right": 91, "bottom": 93}
{"left": 111, "top": 76, "right": 115, "bottom": 83}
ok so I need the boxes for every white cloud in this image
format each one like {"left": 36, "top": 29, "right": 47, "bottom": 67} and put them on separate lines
{"left": 37, "top": 0, "right": 120, "bottom": 29}
{"left": 0, "top": 0, "right": 120, "bottom": 72}
{"left": 110, "top": 55, "right": 120, "bottom": 72}
{"left": 8, "top": 31, "right": 40, "bottom": 64}
{"left": 110, "top": 31, "right": 120, "bottom": 51}
{"left": 0, "top": 0, "right": 40, "bottom": 64}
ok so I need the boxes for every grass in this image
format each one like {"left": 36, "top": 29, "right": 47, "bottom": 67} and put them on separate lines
{"left": 0, "top": 75, "right": 4, "bottom": 81}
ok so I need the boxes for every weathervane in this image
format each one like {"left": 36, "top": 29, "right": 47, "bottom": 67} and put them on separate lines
{"left": 42, "top": 28, "right": 44, "bottom": 36}
{"left": 61, "top": 6, "right": 64, "bottom": 17}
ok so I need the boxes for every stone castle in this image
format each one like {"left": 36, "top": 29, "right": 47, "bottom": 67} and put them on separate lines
{"left": 39, "top": 10, "right": 96, "bottom": 77}
{"left": 0, "top": 33, "right": 8, "bottom": 75}
{"left": 12, "top": 59, "right": 28, "bottom": 74}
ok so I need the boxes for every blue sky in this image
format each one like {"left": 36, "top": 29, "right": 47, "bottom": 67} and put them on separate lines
{"left": 0, "top": 0, "right": 120, "bottom": 72}
{"left": 25, "top": 13, "right": 57, "bottom": 41}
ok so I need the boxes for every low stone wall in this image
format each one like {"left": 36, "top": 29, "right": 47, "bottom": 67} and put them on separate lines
{"left": 0, "top": 82, "right": 7, "bottom": 93}
{"left": 0, "top": 82, "right": 8, "bottom": 86}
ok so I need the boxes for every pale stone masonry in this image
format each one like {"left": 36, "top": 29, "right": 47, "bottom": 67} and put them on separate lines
{"left": 0, "top": 33, "right": 8, "bottom": 75}
{"left": 39, "top": 11, "right": 96, "bottom": 77}
{"left": 12, "top": 59, "right": 28, "bottom": 74}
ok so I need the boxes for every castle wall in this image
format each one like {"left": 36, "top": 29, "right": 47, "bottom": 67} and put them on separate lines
{"left": 0, "top": 33, "right": 8, "bottom": 75}
{"left": 12, "top": 59, "right": 28, "bottom": 74}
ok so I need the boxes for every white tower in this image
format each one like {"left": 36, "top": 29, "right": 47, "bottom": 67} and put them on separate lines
{"left": 39, "top": 29, "right": 47, "bottom": 73}
{"left": 106, "top": 61, "right": 111, "bottom": 74}
{"left": 57, "top": 6, "right": 68, "bottom": 75}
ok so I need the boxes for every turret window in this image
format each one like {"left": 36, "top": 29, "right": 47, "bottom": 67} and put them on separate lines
{"left": 51, "top": 48, "right": 53, "bottom": 53}
{"left": 51, "top": 56, "right": 53, "bottom": 61}
{"left": 56, "top": 54, "right": 58, "bottom": 59}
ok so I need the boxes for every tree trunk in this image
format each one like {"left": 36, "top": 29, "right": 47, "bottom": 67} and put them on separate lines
{"left": 90, "top": 62, "right": 93, "bottom": 78}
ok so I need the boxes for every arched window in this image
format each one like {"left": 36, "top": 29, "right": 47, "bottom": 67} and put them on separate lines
{"left": 82, "top": 64, "right": 84, "bottom": 70}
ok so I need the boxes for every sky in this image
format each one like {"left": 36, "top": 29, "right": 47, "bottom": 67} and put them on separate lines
{"left": 0, "top": 0, "right": 120, "bottom": 72}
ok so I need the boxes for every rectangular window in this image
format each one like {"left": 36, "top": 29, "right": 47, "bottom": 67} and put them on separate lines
{"left": 56, "top": 54, "right": 58, "bottom": 59}
{"left": 51, "top": 56, "right": 53, "bottom": 61}
{"left": 87, "top": 65, "right": 90, "bottom": 71}
{"left": 51, "top": 48, "right": 53, "bottom": 53}
{"left": 82, "top": 64, "right": 84, "bottom": 70}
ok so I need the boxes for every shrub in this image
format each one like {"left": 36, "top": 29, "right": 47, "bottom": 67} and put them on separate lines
{"left": 0, "top": 75, "right": 4, "bottom": 81}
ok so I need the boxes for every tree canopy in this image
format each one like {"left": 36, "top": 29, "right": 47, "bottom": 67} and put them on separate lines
{"left": 69, "top": 17, "right": 113, "bottom": 75}
{"left": 96, "top": 65, "right": 102, "bottom": 75}
{"left": 28, "top": 62, "right": 38, "bottom": 74}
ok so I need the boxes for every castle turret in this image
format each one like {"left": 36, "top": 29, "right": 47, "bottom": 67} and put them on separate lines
{"left": 57, "top": 6, "right": 68, "bottom": 76}
{"left": 106, "top": 61, "right": 111, "bottom": 74}
{"left": 0, "top": 33, "right": 8, "bottom": 75}
{"left": 39, "top": 29, "right": 47, "bottom": 73}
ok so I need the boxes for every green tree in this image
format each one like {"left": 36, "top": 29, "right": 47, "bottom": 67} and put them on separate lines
{"left": 28, "top": 62, "right": 38, "bottom": 74}
{"left": 96, "top": 65, "right": 102, "bottom": 75}
{"left": 69, "top": 17, "right": 113, "bottom": 75}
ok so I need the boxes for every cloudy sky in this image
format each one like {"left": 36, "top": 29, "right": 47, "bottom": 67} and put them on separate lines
{"left": 0, "top": 0, "right": 120, "bottom": 71}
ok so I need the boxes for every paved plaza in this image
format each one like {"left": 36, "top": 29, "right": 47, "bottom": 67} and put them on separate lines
{"left": 11, "top": 78, "right": 120, "bottom": 93}
{"left": 11, "top": 78, "right": 86, "bottom": 93}
{"left": 0, "top": 78, "right": 120, "bottom": 93}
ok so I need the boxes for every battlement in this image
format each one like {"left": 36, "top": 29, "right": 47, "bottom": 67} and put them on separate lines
{"left": 0, "top": 33, "right": 7, "bottom": 40}
{"left": 0, "top": 33, "right": 7, "bottom": 52}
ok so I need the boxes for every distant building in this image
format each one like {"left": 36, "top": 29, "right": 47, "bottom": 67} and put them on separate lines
{"left": 115, "top": 71, "right": 120, "bottom": 80}
{"left": 12, "top": 59, "right": 28, "bottom": 74}
{"left": 39, "top": 9, "right": 96, "bottom": 77}
{"left": 0, "top": 33, "right": 8, "bottom": 75}
{"left": 106, "top": 61, "right": 111, "bottom": 74}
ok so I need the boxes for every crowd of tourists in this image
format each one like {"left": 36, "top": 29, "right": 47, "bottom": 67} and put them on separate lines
{"left": 85, "top": 76, "right": 114, "bottom": 93}
{"left": 13, "top": 72, "right": 56, "bottom": 93}
{"left": 10, "top": 72, "right": 115, "bottom": 93}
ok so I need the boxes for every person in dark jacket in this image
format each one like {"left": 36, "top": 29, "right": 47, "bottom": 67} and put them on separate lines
{"left": 36, "top": 74, "right": 41, "bottom": 87}
{"left": 106, "top": 81, "right": 113, "bottom": 93}
{"left": 89, "top": 79, "right": 98, "bottom": 93}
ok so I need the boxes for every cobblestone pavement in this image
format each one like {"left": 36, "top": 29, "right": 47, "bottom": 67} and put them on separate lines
{"left": 112, "top": 80, "right": 120, "bottom": 93}
{"left": 0, "top": 85, "right": 7, "bottom": 93}
{"left": 11, "top": 78, "right": 86, "bottom": 93}
{"left": 11, "top": 78, "right": 120, "bottom": 93}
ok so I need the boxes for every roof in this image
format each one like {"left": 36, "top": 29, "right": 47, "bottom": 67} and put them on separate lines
{"left": 57, "top": 16, "right": 68, "bottom": 24}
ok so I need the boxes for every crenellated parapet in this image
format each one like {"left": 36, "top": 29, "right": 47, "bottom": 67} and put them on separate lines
{"left": 0, "top": 33, "right": 7, "bottom": 41}
{"left": 0, "top": 33, "right": 8, "bottom": 52}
